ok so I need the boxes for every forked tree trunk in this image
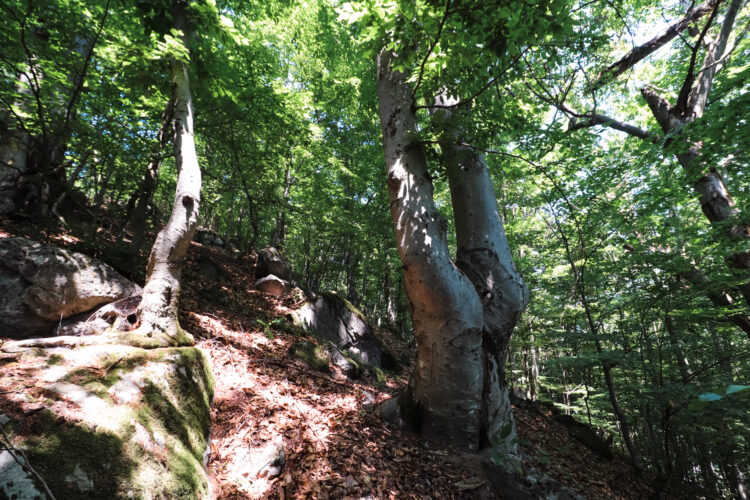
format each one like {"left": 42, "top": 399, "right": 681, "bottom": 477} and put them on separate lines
{"left": 434, "top": 92, "right": 529, "bottom": 447}
{"left": 377, "top": 50, "right": 528, "bottom": 452}
{"left": 133, "top": 0, "right": 200, "bottom": 345}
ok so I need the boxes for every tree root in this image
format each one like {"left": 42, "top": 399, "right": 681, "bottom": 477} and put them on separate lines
{"left": 1, "top": 325, "right": 194, "bottom": 353}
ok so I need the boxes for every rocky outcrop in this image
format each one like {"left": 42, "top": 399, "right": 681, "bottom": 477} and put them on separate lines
{"left": 255, "top": 247, "right": 291, "bottom": 282}
{"left": 292, "top": 292, "right": 382, "bottom": 367}
{"left": 0, "top": 344, "right": 213, "bottom": 499}
{"left": 196, "top": 254, "right": 227, "bottom": 282}
{"left": 254, "top": 247, "right": 293, "bottom": 297}
{"left": 0, "top": 237, "right": 141, "bottom": 338}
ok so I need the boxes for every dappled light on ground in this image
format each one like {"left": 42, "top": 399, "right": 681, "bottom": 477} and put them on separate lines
{"left": 0, "top": 221, "right": 658, "bottom": 499}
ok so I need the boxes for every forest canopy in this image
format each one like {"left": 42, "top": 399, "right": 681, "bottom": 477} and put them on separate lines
{"left": 0, "top": 0, "right": 749, "bottom": 497}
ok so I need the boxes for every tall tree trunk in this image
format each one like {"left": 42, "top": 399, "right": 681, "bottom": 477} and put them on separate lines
{"left": 377, "top": 50, "right": 528, "bottom": 452}
{"left": 270, "top": 159, "right": 293, "bottom": 248}
{"left": 551, "top": 207, "right": 643, "bottom": 472}
{"left": 0, "top": 65, "right": 33, "bottom": 215}
{"left": 529, "top": 334, "right": 538, "bottom": 400}
{"left": 384, "top": 258, "right": 398, "bottom": 329}
{"left": 439, "top": 120, "right": 529, "bottom": 445}
{"left": 133, "top": 0, "right": 200, "bottom": 345}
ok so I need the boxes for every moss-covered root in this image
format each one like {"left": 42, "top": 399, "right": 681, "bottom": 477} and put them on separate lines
{"left": 1, "top": 325, "right": 195, "bottom": 353}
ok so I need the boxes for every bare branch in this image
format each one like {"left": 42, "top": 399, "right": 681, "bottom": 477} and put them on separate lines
{"left": 568, "top": 113, "right": 651, "bottom": 139}
{"left": 0, "top": 423, "right": 57, "bottom": 500}
{"left": 590, "top": 0, "right": 721, "bottom": 90}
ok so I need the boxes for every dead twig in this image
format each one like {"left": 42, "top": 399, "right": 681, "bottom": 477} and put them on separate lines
{"left": 0, "top": 423, "right": 57, "bottom": 500}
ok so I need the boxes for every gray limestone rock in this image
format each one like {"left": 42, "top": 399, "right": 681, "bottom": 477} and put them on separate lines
{"left": 254, "top": 274, "right": 292, "bottom": 297}
{"left": 194, "top": 229, "right": 225, "bottom": 248}
{"left": 293, "top": 292, "right": 382, "bottom": 367}
{"left": 255, "top": 247, "right": 291, "bottom": 281}
{"left": 0, "top": 237, "right": 141, "bottom": 338}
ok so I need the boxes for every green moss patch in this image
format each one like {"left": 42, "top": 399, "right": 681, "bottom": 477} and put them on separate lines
{"left": 319, "top": 291, "right": 367, "bottom": 322}
{"left": 45, "top": 354, "right": 63, "bottom": 365}
{"left": 288, "top": 341, "right": 330, "bottom": 372}
{"left": 2, "top": 345, "right": 214, "bottom": 500}
{"left": 23, "top": 410, "right": 136, "bottom": 499}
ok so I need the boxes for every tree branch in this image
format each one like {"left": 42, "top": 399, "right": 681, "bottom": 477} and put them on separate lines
{"left": 416, "top": 50, "right": 526, "bottom": 110}
{"left": 675, "top": 0, "right": 721, "bottom": 115}
{"left": 411, "top": 0, "right": 451, "bottom": 102}
{"left": 590, "top": 0, "right": 721, "bottom": 90}
{"left": 568, "top": 112, "right": 651, "bottom": 139}
{"left": 688, "top": 0, "right": 745, "bottom": 117}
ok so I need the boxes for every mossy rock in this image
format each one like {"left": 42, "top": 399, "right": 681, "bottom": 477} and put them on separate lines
{"left": 288, "top": 341, "right": 330, "bottom": 373}
{"left": 0, "top": 344, "right": 214, "bottom": 499}
{"left": 291, "top": 291, "right": 383, "bottom": 367}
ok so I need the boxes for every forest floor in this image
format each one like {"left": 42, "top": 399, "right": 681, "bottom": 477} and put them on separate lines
{"left": 0, "top": 218, "right": 659, "bottom": 499}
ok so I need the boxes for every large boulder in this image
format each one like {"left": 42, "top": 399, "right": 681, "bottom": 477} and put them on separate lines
{"left": 0, "top": 344, "right": 213, "bottom": 499}
{"left": 254, "top": 274, "right": 292, "bottom": 297}
{"left": 292, "top": 292, "right": 382, "bottom": 367}
{"left": 0, "top": 237, "right": 141, "bottom": 339}
{"left": 196, "top": 254, "right": 227, "bottom": 282}
{"left": 255, "top": 247, "right": 291, "bottom": 282}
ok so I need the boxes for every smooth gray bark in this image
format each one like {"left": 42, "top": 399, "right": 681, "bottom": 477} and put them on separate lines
{"left": 378, "top": 50, "right": 485, "bottom": 449}
{"left": 433, "top": 91, "right": 529, "bottom": 447}
{"left": 133, "top": 0, "right": 200, "bottom": 345}
{"left": 377, "top": 51, "right": 528, "bottom": 452}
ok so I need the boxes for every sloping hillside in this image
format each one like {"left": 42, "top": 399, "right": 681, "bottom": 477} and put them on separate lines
{"left": 0, "top": 219, "right": 657, "bottom": 499}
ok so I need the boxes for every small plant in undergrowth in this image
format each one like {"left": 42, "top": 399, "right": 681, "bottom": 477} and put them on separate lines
{"left": 489, "top": 423, "right": 523, "bottom": 474}
{"left": 536, "top": 449, "right": 552, "bottom": 466}
{"left": 256, "top": 318, "right": 283, "bottom": 339}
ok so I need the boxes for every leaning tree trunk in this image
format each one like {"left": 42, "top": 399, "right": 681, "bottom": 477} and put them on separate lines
{"left": 377, "top": 49, "right": 528, "bottom": 452}
{"left": 641, "top": 0, "right": 750, "bottom": 305}
{"left": 133, "top": 0, "right": 200, "bottom": 345}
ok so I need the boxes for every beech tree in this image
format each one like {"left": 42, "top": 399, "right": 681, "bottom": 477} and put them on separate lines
{"left": 341, "top": 0, "right": 573, "bottom": 453}
{"left": 0, "top": 0, "right": 748, "bottom": 493}
{"left": 131, "top": 0, "right": 201, "bottom": 345}
{"left": 377, "top": 53, "right": 529, "bottom": 451}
